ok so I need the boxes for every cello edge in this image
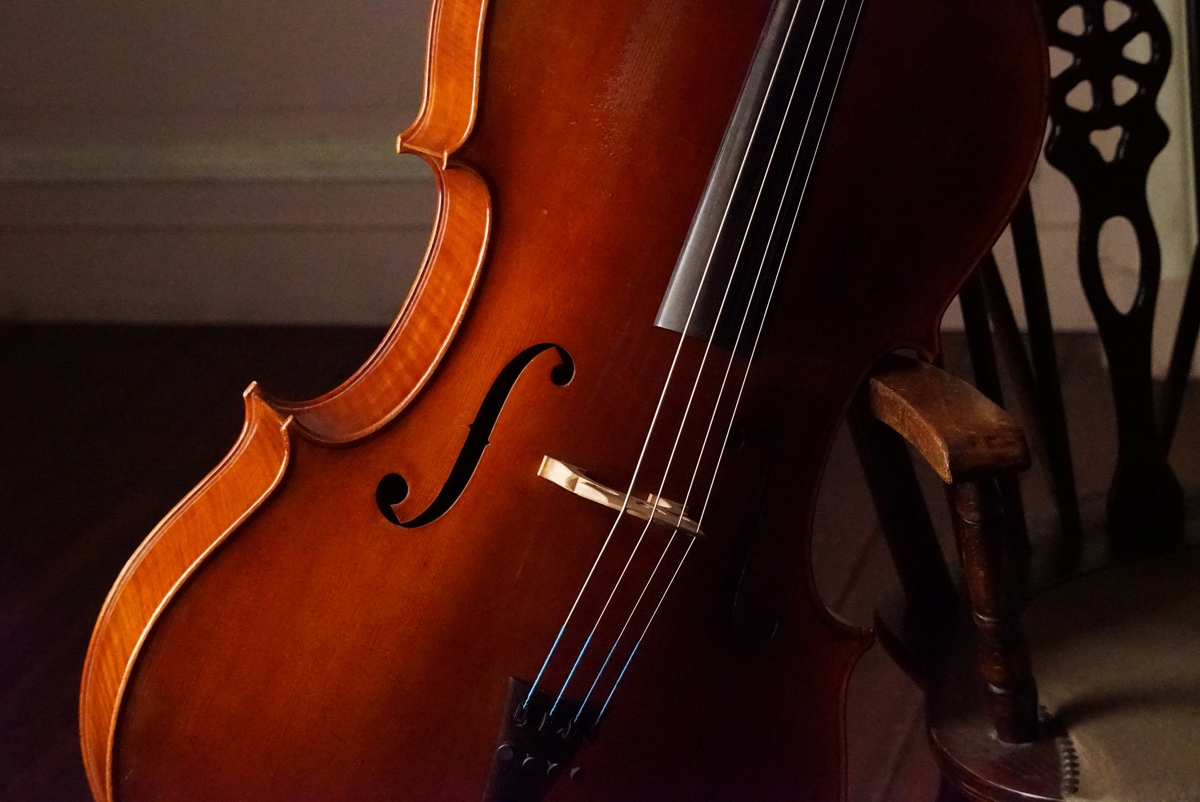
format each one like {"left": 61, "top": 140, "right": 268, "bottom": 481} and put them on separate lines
{"left": 262, "top": 0, "right": 493, "bottom": 444}
{"left": 79, "top": 388, "right": 291, "bottom": 802}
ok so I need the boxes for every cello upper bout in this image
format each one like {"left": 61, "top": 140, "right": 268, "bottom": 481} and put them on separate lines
{"left": 264, "top": 0, "right": 492, "bottom": 444}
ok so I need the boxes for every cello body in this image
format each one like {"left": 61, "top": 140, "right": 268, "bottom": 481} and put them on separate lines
{"left": 80, "top": 0, "right": 1047, "bottom": 799}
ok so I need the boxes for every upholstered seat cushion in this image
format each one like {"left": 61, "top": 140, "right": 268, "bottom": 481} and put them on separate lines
{"left": 1023, "top": 546, "right": 1200, "bottom": 802}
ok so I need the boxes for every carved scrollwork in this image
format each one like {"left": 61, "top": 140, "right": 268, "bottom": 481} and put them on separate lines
{"left": 1041, "top": 0, "right": 1183, "bottom": 551}
{"left": 1045, "top": 0, "right": 1170, "bottom": 327}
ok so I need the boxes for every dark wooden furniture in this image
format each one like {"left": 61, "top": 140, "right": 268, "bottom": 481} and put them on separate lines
{"left": 857, "top": 351, "right": 1200, "bottom": 801}
{"left": 851, "top": 0, "right": 1200, "bottom": 796}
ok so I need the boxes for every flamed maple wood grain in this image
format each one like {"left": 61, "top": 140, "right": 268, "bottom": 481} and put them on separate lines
{"left": 79, "top": 1, "right": 494, "bottom": 787}
{"left": 78, "top": 390, "right": 290, "bottom": 802}
{"left": 262, "top": 0, "right": 492, "bottom": 443}
{"left": 397, "top": 0, "right": 490, "bottom": 165}
{"left": 79, "top": 0, "right": 1048, "bottom": 798}
{"left": 264, "top": 162, "right": 490, "bottom": 444}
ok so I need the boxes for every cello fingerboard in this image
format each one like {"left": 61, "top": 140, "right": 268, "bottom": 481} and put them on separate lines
{"left": 654, "top": 0, "right": 866, "bottom": 354}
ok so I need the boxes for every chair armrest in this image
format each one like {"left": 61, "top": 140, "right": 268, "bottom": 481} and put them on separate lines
{"left": 867, "top": 356, "right": 1030, "bottom": 484}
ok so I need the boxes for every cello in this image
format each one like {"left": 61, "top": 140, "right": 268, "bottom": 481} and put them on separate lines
{"left": 79, "top": 0, "right": 1047, "bottom": 798}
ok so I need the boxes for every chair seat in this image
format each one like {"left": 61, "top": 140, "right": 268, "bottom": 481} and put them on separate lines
{"left": 1023, "top": 545, "right": 1200, "bottom": 801}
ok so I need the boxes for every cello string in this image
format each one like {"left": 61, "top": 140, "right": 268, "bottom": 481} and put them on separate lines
{"left": 677, "top": 0, "right": 855, "bottom": 523}
{"left": 521, "top": 0, "right": 810, "bottom": 711}
{"left": 549, "top": 0, "right": 833, "bottom": 714}
{"left": 547, "top": 519, "right": 656, "bottom": 715}
{"left": 570, "top": 0, "right": 847, "bottom": 715}
{"left": 595, "top": 535, "right": 697, "bottom": 723}
{"left": 590, "top": 25, "right": 842, "bottom": 720}
{"left": 572, "top": 531, "right": 677, "bottom": 718}
{"left": 693, "top": 0, "right": 865, "bottom": 534}
{"left": 593, "top": 0, "right": 865, "bottom": 724}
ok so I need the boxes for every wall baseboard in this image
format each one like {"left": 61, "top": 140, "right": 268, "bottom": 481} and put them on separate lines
{"left": 0, "top": 138, "right": 436, "bottom": 326}
{"left": 3, "top": 139, "right": 1198, "bottom": 380}
{"left": 0, "top": 138, "right": 428, "bottom": 184}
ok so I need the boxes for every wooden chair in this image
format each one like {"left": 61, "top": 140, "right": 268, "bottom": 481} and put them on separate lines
{"left": 853, "top": 354, "right": 1200, "bottom": 801}
{"left": 847, "top": 0, "right": 1200, "bottom": 796}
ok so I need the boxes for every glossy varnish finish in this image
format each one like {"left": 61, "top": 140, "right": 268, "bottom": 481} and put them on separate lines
{"left": 79, "top": 0, "right": 1048, "bottom": 799}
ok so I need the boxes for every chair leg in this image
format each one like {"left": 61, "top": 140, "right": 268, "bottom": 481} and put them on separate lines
{"left": 952, "top": 479, "right": 1041, "bottom": 744}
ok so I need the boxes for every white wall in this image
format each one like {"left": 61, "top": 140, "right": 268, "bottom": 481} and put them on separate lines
{"left": 1, "top": 0, "right": 1198, "bottom": 370}
{"left": 942, "top": 0, "right": 1198, "bottom": 377}
{"left": 0, "top": 0, "right": 436, "bottom": 324}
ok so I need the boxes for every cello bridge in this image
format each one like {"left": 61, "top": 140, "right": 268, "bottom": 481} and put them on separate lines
{"left": 537, "top": 456, "right": 702, "bottom": 536}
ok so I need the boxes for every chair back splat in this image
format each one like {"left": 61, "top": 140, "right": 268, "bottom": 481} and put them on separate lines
{"left": 1043, "top": 0, "right": 1184, "bottom": 554}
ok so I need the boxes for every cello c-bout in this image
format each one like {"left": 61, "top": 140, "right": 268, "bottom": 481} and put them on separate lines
{"left": 80, "top": 0, "right": 1047, "bottom": 799}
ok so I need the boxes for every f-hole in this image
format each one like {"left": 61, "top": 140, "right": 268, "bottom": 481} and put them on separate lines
{"left": 376, "top": 343, "right": 575, "bottom": 528}
{"left": 717, "top": 423, "right": 780, "bottom": 646}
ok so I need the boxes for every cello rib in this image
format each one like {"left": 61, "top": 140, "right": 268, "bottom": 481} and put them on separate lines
{"left": 398, "top": 0, "right": 490, "bottom": 165}
{"left": 265, "top": 162, "right": 490, "bottom": 444}
{"left": 79, "top": 389, "right": 290, "bottom": 802}
{"left": 264, "top": 0, "right": 492, "bottom": 444}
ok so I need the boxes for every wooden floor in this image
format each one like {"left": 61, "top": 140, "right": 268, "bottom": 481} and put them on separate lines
{"left": 1, "top": 325, "right": 1195, "bottom": 801}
